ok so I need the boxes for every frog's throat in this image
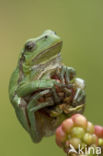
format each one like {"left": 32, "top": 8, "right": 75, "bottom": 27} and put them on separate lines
{"left": 32, "top": 41, "right": 62, "bottom": 65}
{"left": 18, "top": 52, "right": 62, "bottom": 82}
{"left": 30, "top": 53, "right": 62, "bottom": 79}
{"left": 31, "top": 53, "right": 61, "bottom": 69}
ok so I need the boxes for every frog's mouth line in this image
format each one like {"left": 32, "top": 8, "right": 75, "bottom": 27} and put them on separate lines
{"left": 32, "top": 41, "right": 63, "bottom": 63}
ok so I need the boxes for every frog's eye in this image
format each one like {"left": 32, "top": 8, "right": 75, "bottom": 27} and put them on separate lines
{"left": 25, "top": 41, "right": 36, "bottom": 52}
{"left": 44, "top": 35, "right": 48, "bottom": 39}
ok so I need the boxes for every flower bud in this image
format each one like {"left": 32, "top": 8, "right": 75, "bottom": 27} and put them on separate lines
{"left": 62, "top": 118, "right": 74, "bottom": 133}
{"left": 72, "top": 114, "right": 87, "bottom": 129}
{"left": 69, "top": 138, "right": 81, "bottom": 149}
{"left": 87, "top": 122, "right": 94, "bottom": 134}
{"left": 95, "top": 125, "right": 103, "bottom": 138}
{"left": 92, "top": 134, "right": 98, "bottom": 145}
{"left": 56, "top": 126, "right": 66, "bottom": 147}
{"left": 71, "top": 127, "right": 85, "bottom": 139}
{"left": 98, "top": 138, "right": 103, "bottom": 146}
{"left": 83, "top": 133, "right": 93, "bottom": 145}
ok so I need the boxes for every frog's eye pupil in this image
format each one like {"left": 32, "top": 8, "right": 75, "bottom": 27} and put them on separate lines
{"left": 25, "top": 41, "right": 36, "bottom": 52}
{"left": 45, "top": 35, "right": 48, "bottom": 39}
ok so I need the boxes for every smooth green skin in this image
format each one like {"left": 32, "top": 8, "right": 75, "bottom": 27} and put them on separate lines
{"left": 9, "top": 30, "right": 84, "bottom": 143}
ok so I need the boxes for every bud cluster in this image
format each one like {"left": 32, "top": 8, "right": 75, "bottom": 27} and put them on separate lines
{"left": 56, "top": 114, "right": 103, "bottom": 155}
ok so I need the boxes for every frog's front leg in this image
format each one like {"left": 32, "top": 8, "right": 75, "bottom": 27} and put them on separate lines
{"left": 17, "top": 79, "right": 61, "bottom": 97}
{"left": 27, "top": 89, "right": 54, "bottom": 143}
{"left": 16, "top": 79, "right": 64, "bottom": 105}
{"left": 59, "top": 66, "right": 76, "bottom": 84}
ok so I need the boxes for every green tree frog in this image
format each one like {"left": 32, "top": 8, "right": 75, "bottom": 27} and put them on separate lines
{"left": 9, "top": 30, "right": 85, "bottom": 143}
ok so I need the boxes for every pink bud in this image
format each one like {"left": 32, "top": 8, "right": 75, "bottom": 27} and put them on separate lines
{"left": 62, "top": 118, "right": 74, "bottom": 133}
{"left": 56, "top": 126, "right": 66, "bottom": 147}
{"left": 95, "top": 125, "right": 103, "bottom": 138}
{"left": 72, "top": 114, "right": 87, "bottom": 129}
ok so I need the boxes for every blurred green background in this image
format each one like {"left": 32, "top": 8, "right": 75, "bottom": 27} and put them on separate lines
{"left": 0, "top": 0, "right": 103, "bottom": 156}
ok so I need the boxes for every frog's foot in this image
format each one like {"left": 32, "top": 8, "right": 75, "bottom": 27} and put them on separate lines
{"left": 40, "top": 78, "right": 66, "bottom": 104}
{"left": 59, "top": 66, "right": 76, "bottom": 85}
{"left": 27, "top": 89, "right": 54, "bottom": 143}
{"left": 73, "top": 88, "right": 86, "bottom": 107}
{"left": 50, "top": 83, "right": 66, "bottom": 104}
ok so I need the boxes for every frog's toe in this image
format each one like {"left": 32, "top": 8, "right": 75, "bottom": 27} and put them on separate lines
{"left": 59, "top": 66, "right": 76, "bottom": 85}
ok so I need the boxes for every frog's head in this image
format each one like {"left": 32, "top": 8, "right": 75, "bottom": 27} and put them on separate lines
{"left": 21, "top": 30, "right": 62, "bottom": 70}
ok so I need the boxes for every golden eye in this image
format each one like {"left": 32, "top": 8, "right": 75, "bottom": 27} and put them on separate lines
{"left": 25, "top": 41, "right": 36, "bottom": 52}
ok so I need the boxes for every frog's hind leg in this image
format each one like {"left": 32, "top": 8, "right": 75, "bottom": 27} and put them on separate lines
{"left": 27, "top": 89, "right": 54, "bottom": 143}
{"left": 14, "top": 97, "right": 31, "bottom": 133}
{"left": 59, "top": 66, "right": 76, "bottom": 84}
